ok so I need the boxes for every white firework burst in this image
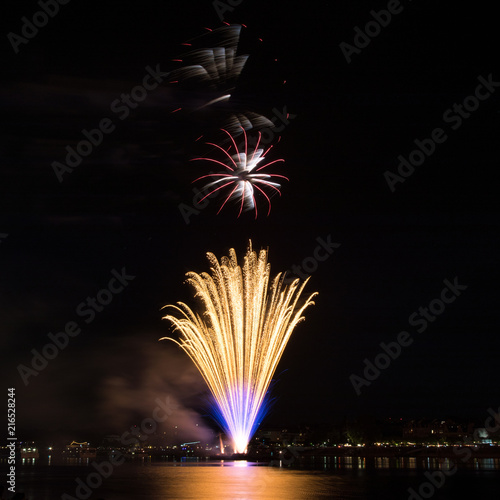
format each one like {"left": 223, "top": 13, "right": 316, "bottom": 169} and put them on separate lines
{"left": 192, "top": 127, "right": 288, "bottom": 218}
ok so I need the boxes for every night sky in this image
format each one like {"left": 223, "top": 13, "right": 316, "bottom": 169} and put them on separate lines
{"left": 1, "top": 1, "right": 499, "bottom": 443}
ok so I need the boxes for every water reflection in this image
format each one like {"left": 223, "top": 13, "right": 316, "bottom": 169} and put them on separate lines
{"left": 232, "top": 460, "right": 249, "bottom": 467}
{"left": 296, "top": 455, "right": 500, "bottom": 471}
{"left": 149, "top": 463, "right": 344, "bottom": 499}
{"left": 375, "top": 457, "right": 390, "bottom": 469}
{"left": 474, "top": 458, "right": 499, "bottom": 469}
{"left": 14, "top": 454, "right": 500, "bottom": 472}
{"left": 16, "top": 459, "right": 500, "bottom": 500}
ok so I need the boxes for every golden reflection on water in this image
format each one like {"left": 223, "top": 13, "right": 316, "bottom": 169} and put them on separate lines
{"left": 149, "top": 463, "right": 340, "bottom": 499}
{"left": 375, "top": 457, "right": 390, "bottom": 469}
{"left": 13, "top": 457, "right": 500, "bottom": 499}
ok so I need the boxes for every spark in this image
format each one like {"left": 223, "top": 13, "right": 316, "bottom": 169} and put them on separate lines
{"left": 170, "top": 26, "right": 248, "bottom": 92}
{"left": 168, "top": 25, "right": 274, "bottom": 134}
{"left": 191, "top": 128, "right": 288, "bottom": 218}
{"left": 160, "top": 242, "right": 317, "bottom": 454}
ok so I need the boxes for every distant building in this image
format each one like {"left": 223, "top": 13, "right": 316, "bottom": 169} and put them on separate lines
{"left": 472, "top": 428, "right": 494, "bottom": 444}
{"left": 20, "top": 442, "right": 39, "bottom": 459}
{"left": 254, "top": 426, "right": 312, "bottom": 446}
{"left": 62, "top": 441, "right": 97, "bottom": 458}
{"left": 403, "top": 418, "right": 473, "bottom": 442}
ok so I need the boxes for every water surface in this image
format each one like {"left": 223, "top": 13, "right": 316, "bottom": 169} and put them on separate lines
{"left": 12, "top": 458, "right": 500, "bottom": 499}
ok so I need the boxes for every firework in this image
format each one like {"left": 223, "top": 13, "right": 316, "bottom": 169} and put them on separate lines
{"left": 160, "top": 242, "right": 317, "bottom": 454}
{"left": 169, "top": 24, "right": 274, "bottom": 134}
{"left": 172, "top": 25, "right": 248, "bottom": 89}
{"left": 191, "top": 127, "right": 288, "bottom": 218}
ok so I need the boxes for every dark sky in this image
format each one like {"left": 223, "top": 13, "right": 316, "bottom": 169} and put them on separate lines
{"left": 1, "top": 0, "right": 499, "bottom": 442}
